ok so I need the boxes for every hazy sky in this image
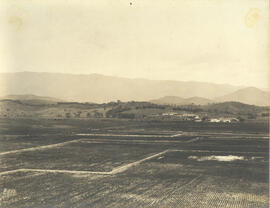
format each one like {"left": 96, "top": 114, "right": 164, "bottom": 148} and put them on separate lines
{"left": 0, "top": 0, "right": 269, "bottom": 88}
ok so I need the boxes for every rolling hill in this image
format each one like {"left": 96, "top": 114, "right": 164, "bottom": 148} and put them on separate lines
{"left": 0, "top": 94, "right": 64, "bottom": 105}
{"left": 0, "top": 98, "right": 267, "bottom": 120}
{"left": 201, "top": 101, "right": 268, "bottom": 115}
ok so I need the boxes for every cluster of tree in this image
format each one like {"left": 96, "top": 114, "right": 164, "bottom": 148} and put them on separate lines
{"left": 261, "top": 112, "right": 269, "bottom": 117}
{"left": 105, "top": 105, "right": 131, "bottom": 118}
{"left": 135, "top": 105, "right": 166, "bottom": 110}
{"left": 64, "top": 110, "right": 103, "bottom": 118}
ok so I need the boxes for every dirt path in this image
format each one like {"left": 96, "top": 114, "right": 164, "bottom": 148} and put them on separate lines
{"left": 0, "top": 148, "right": 266, "bottom": 176}
{"left": 110, "top": 149, "right": 169, "bottom": 174}
{"left": 76, "top": 133, "right": 183, "bottom": 138}
{"left": 0, "top": 139, "right": 84, "bottom": 156}
{"left": 0, "top": 136, "right": 197, "bottom": 157}
{"left": 169, "top": 149, "right": 267, "bottom": 154}
{"left": 0, "top": 149, "right": 170, "bottom": 176}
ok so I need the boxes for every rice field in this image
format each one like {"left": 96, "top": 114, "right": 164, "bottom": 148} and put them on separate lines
{"left": 0, "top": 118, "right": 268, "bottom": 207}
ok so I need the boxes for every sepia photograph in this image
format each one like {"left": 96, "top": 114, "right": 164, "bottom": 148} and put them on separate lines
{"left": 0, "top": 0, "right": 269, "bottom": 207}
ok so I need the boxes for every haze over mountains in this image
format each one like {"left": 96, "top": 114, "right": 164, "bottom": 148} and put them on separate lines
{"left": 0, "top": 94, "right": 63, "bottom": 105}
{"left": 215, "top": 87, "right": 269, "bottom": 107}
{"left": 150, "top": 96, "right": 213, "bottom": 106}
{"left": 0, "top": 72, "right": 268, "bottom": 106}
{"left": 151, "top": 88, "right": 269, "bottom": 107}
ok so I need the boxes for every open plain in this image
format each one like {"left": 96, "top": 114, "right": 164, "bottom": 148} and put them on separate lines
{"left": 0, "top": 118, "right": 268, "bottom": 208}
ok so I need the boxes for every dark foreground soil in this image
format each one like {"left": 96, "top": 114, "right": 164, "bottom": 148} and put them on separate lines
{"left": 0, "top": 118, "right": 268, "bottom": 207}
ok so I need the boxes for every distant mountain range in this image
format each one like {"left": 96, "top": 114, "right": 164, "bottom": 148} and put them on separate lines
{"left": 150, "top": 96, "right": 213, "bottom": 105}
{"left": 151, "top": 87, "right": 269, "bottom": 106}
{"left": 0, "top": 94, "right": 64, "bottom": 105}
{"left": 215, "top": 87, "right": 269, "bottom": 106}
{"left": 0, "top": 94, "right": 62, "bottom": 102}
{"left": 0, "top": 72, "right": 268, "bottom": 106}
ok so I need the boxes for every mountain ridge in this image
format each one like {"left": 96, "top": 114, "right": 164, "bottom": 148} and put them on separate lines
{"left": 0, "top": 72, "right": 267, "bottom": 104}
{"left": 215, "top": 87, "right": 269, "bottom": 106}
{"left": 150, "top": 96, "right": 213, "bottom": 105}
{"left": 150, "top": 86, "right": 269, "bottom": 106}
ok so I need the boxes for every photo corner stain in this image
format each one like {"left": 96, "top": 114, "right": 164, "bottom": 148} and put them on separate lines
{"left": 245, "top": 8, "right": 261, "bottom": 28}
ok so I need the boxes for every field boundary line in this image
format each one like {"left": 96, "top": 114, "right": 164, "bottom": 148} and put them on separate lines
{"left": 0, "top": 150, "right": 170, "bottom": 176}
{"left": 110, "top": 149, "right": 170, "bottom": 174}
{"left": 169, "top": 149, "right": 267, "bottom": 154}
{"left": 0, "top": 139, "right": 84, "bottom": 156}
{"left": 0, "top": 148, "right": 266, "bottom": 176}
{"left": 81, "top": 139, "right": 194, "bottom": 144}
{"left": 0, "top": 169, "right": 24, "bottom": 176}
{"left": 185, "top": 137, "right": 201, "bottom": 143}
{"left": 1, "top": 138, "right": 265, "bottom": 157}
{"left": 0, "top": 168, "right": 111, "bottom": 176}
{"left": 76, "top": 133, "right": 183, "bottom": 138}
{"left": 0, "top": 137, "right": 198, "bottom": 157}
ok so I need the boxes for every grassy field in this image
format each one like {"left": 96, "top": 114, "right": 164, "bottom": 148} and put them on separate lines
{"left": 0, "top": 118, "right": 268, "bottom": 207}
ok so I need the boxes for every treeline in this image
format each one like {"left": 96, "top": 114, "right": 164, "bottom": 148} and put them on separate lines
{"left": 105, "top": 101, "right": 268, "bottom": 119}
